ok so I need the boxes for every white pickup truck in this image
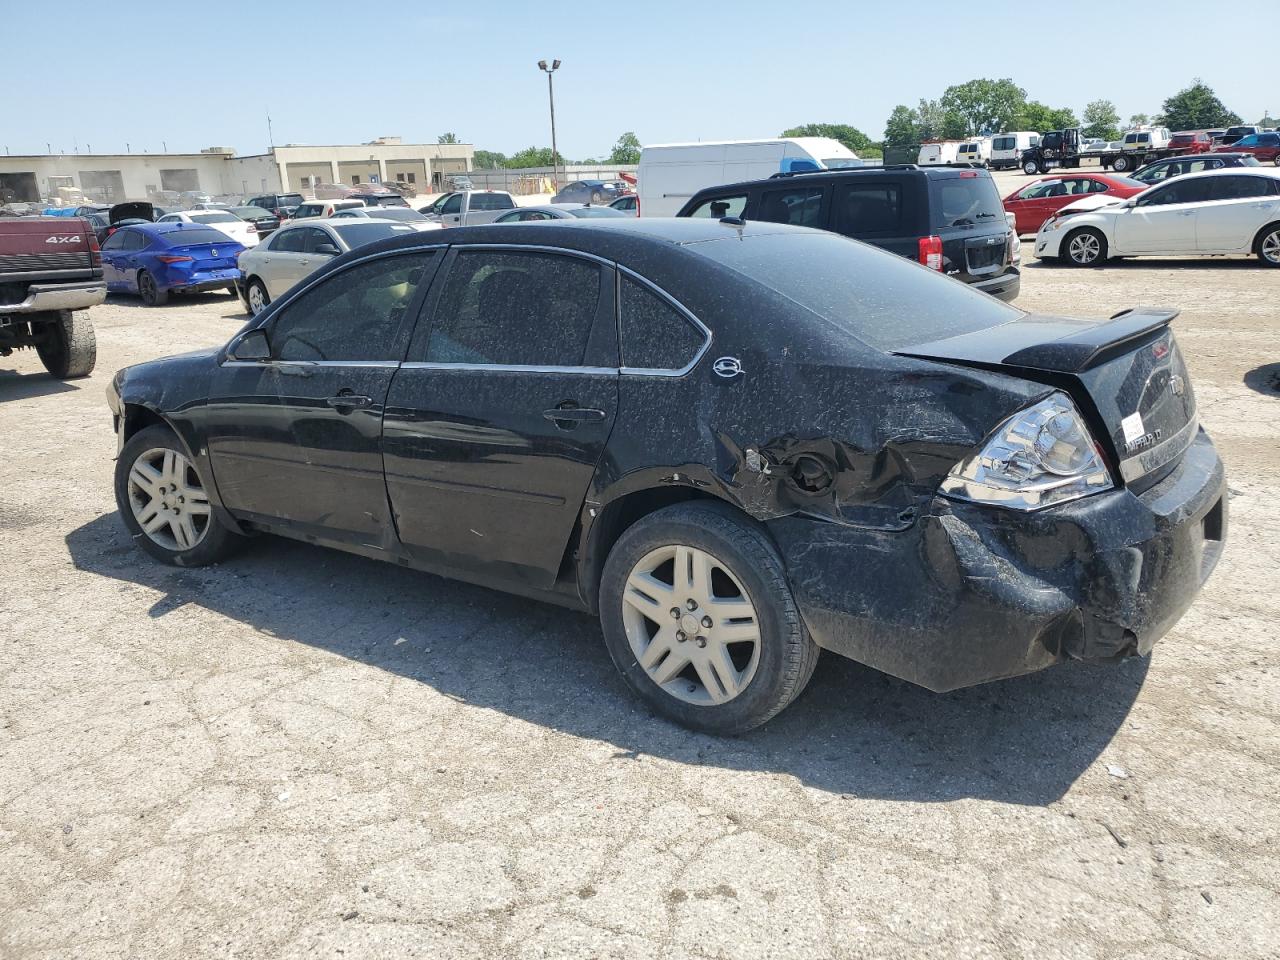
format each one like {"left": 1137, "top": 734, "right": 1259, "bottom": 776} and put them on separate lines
{"left": 420, "top": 190, "right": 517, "bottom": 227}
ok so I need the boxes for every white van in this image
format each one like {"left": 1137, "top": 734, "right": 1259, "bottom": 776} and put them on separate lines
{"left": 989, "top": 131, "right": 1040, "bottom": 170}
{"left": 636, "top": 137, "right": 860, "bottom": 218}
{"left": 917, "top": 141, "right": 963, "bottom": 165}
{"left": 956, "top": 138, "right": 992, "bottom": 166}
{"left": 1122, "top": 127, "right": 1171, "bottom": 151}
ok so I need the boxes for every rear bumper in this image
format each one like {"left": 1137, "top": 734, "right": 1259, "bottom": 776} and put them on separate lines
{"left": 164, "top": 269, "right": 241, "bottom": 293}
{"left": 769, "top": 428, "right": 1226, "bottom": 693}
{"left": 970, "top": 268, "right": 1020, "bottom": 302}
{"left": 0, "top": 280, "right": 107, "bottom": 315}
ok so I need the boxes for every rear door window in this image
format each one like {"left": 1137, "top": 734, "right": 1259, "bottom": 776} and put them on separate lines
{"left": 685, "top": 194, "right": 746, "bottom": 218}
{"left": 468, "top": 193, "right": 515, "bottom": 211}
{"left": 832, "top": 182, "right": 905, "bottom": 235}
{"left": 757, "top": 186, "right": 826, "bottom": 228}
{"left": 421, "top": 250, "right": 603, "bottom": 366}
{"left": 1139, "top": 178, "right": 1213, "bottom": 206}
{"left": 1209, "top": 176, "right": 1275, "bottom": 200}
{"left": 619, "top": 275, "right": 706, "bottom": 372}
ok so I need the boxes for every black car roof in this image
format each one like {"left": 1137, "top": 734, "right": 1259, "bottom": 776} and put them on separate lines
{"left": 684, "top": 164, "right": 989, "bottom": 199}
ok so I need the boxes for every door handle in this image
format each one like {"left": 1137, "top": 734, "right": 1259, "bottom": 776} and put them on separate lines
{"left": 326, "top": 391, "right": 373, "bottom": 410}
{"left": 299, "top": 259, "right": 310, "bottom": 266}
{"left": 1177, "top": 211, "right": 1195, "bottom": 216}
{"left": 543, "top": 403, "right": 606, "bottom": 426}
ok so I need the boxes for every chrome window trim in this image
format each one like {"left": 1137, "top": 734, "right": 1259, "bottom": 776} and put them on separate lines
{"left": 221, "top": 360, "right": 401, "bottom": 369}
{"left": 615, "top": 265, "right": 712, "bottom": 378}
{"left": 445, "top": 242, "right": 613, "bottom": 268}
{"left": 401, "top": 362, "right": 617, "bottom": 376}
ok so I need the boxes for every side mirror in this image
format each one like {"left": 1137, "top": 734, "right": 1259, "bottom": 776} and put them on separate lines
{"left": 230, "top": 328, "right": 271, "bottom": 361}
{"left": 314, "top": 242, "right": 340, "bottom": 256}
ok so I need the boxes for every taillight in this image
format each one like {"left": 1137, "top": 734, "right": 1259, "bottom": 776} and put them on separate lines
{"left": 156, "top": 255, "right": 193, "bottom": 264}
{"left": 918, "top": 235, "right": 943, "bottom": 271}
{"left": 88, "top": 230, "right": 101, "bottom": 268}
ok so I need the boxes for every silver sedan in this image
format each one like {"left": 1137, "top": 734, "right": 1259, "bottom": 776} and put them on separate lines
{"left": 236, "top": 218, "right": 418, "bottom": 316}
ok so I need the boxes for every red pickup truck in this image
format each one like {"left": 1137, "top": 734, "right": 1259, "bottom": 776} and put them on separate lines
{"left": 0, "top": 215, "right": 105, "bottom": 378}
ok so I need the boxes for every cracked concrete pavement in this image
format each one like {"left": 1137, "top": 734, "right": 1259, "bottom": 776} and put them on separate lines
{"left": 1, "top": 234, "right": 1278, "bottom": 959}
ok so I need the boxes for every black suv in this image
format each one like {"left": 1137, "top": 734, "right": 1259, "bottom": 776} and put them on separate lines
{"left": 678, "top": 165, "right": 1020, "bottom": 301}
{"left": 246, "top": 193, "right": 306, "bottom": 219}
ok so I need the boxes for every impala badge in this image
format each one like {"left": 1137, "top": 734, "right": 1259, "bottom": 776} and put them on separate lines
{"left": 712, "top": 357, "right": 743, "bottom": 379}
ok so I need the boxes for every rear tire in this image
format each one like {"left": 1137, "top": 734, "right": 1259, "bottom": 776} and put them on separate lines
{"left": 138, "top": 270, "right": 168, "bottom": 306}
{"left": 1111, "top": 154, "right": 1131, "bottom": 172}
{"left": 599, "top": 502, "right": 819, "bottom": 735}
{"left": 36, "top": 309, "right": 96, "bottom": 379}
{"left": 1256, "top": 223, "right": 1280, "bottom": 267}
{"left": 1063, "top": 227, "right": 1108, "bottom": 267}
{"left": 114, "top": 424, "right": 242, "bottom": 567}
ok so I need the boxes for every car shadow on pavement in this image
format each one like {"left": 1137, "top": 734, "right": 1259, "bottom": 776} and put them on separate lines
{"left": 1243, "top": 362, "right": 1280, "bottom": 397}
{"left": 0, "top": 370, "right": 79, "bottom": 400}
{"left": 65, "top": 513, "right": 1147, "bottom": 807}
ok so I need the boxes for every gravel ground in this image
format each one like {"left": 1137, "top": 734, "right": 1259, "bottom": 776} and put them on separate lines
{"left": 2, "top": 238, "right": 1278, "bottom": 960}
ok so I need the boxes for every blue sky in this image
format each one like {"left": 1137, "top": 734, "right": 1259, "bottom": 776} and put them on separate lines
{"left": 3, "top": 1, "right": 1268, "bottom": 159}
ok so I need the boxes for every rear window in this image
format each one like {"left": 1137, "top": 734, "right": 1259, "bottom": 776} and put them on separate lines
{"left": 190, "top": 212, "right": 239, "bottom": 224}
{"left": 468, "top": 193, "right": 515, "bottom": 211}
{"left": 692, "top": 232, "right": 1021, "bottom": 352}
{"left": 366, "top": 207, "right": 427, "bottom": 221}
{"left": 331, "top": 221, "right": 416, "bottom": 247}
{"left": 929, "top": 174, "right": 1005, "bottom": 228}
{"left": 166, "top": 227, "right": 238, "bottom": 246}
{"left": 567, "top": 207, "right": 629, "bottom": 218}
{"left": 992, "top": 136, "right": 1014, "bottom": 151}
{"left": 280, "top": 194, "right": 305, "bottom": 206}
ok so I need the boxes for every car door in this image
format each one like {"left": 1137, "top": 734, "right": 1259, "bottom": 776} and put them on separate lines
{"left": 1195, "top": 175, "right": 1280, "bottom": 251}
{"left": 203, "top": 249, "right": 443, "bottom": 547}
{"left": 1112, "top": 177, "right": 1209, "bottom": 253}
{"left": 258, "top": 227, "right": 312, "bottom": 298}
{"left": 439, "top": 192, "right": 464, "bottom": 227}
{"left": 99, "top": 229, "right": 128, "bottom": 288}
{"left": 382, "top": 246, "right": 619, "bottom": 588}
{"left": 830, "top": 178, "right": 914, "bottom": 256}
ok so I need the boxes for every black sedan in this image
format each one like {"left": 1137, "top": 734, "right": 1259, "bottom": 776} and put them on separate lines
{"left": 106, "top": 219, "right": 1226, "bottom": 734}
{"left": 1129, "top": 152, "right": 1262, "bottom": 185}
{"left": 550, "top": 179, "right": 623, "bottom": 204}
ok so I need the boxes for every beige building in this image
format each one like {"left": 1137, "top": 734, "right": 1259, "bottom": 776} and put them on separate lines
{"left": 0, "top": 138, "right": 473, "bottom": 204}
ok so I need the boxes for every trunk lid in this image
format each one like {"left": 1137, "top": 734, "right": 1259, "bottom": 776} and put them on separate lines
{"left": 168, "top": 240, "right": 241, "bottom": 269}
{"left": 110, "top": 201, "right": 155, "bottom": 224}
{"left": 898, "top": 308, "right": 1197, "bottom": 487}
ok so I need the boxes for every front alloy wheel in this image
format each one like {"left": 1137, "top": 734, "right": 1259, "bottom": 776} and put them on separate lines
{"left": 1065, "top": 229, "right": 1106, "bottom": 266}
{"left": 622, "top": 544, "right": 761, "bottom": 706}
{"left": 127, "top": 447, "right": 211, "bottom": 552}
{"left": 247, "top": 279, "right": 269, "bottom": 316}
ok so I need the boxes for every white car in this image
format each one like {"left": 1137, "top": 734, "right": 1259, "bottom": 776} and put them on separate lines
{"left": 291, "top": 198, "right": 366, "bottom": 220}
{"left": 156, "top": 210, "right": 259, "bottom": 247}
{"left": 1034, "top": 167, "right": 1280, "bottom": 267}
{"left": 235, "top": 217, "right": 418, "bottom": 315}
{"left": 328, "top": 206, "right": 443, "bottom": 232}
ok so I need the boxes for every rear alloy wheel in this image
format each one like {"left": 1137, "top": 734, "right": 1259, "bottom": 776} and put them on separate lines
{"left": 1064, "top": 228, "right": 1107, "bottom": 267}
{"left": 247, "top": 278, "right": 270, "bottom": 316}
{"left": 36, "top": 309, "right": 96, "bottom": 379}
{"left": 1258, "top": 226, "right": 1280, "bottom": 267}
{"left": 591, "top": 190, "right": 605, "bottom": 203}
{"left": 115, "top": 425, "right": 241, "bottom": 566}
{"left": 600, "top": 502, "right": 819, "bottom": 735}
{"left": 138, "top": 270, "right": 168, "bottom": 306}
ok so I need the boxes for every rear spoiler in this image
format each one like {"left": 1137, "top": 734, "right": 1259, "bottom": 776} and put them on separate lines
{"left": 1003, "top": 308, "right": 1179, "bottom": 372}
{"left": 896, "top": 307, "right": 1179, "bottom": 374}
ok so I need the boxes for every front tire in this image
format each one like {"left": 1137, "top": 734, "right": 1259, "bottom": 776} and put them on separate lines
{"left": 1022, "top": 160, "right": 1039, "bottom": 175}
{"left": 138, "top": 270, "right": 168, "bottom": 306}
{"left": 599, "top": 502, "right": 819, "bottom": 735}
{"left": 246, "top": 278, "right": 270, "bottom": 316}
{"left": 1063, "top": 227, "right": 1108, "bottom": 267}
{"left": 1257, "top": 224, "right": 1280, "bottom": 267}
{"left": 114, "top": 424, "right": 241, "bottom": 567}
{"left": 36, "top": 309, "right": 96, "bottom": 379}
{"left": 1111, "top": 154, "right": 1131, "bottom": 172}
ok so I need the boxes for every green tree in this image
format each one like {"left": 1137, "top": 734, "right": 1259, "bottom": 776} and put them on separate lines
{"left": 472, "top": 149, "right": 508, "bottom": 169}
{"left": 916, "top": 99, "right": 963, "bottom": 141}
{"left": 1129, "top": 113, "right": 1151, "bottom": 128}
{"left": 1260, "top": 114, "right": 1277, "bottom": 127}
{"left": 1157, "top": 80, "right": 1242, "bottom": 130}
{"left": 940, "top": 78, "right": 1027, "bottom": 136}
{"left": 607, "top": 131, "right": 642, "bottom": 164}
{"left": 437, "top": 133, "right": 460, "bottom": 144}
{"left": 781, "top": 122, "right": 875, "bottom": 154}
{"left": 1082, "top": 99, "right": 1122, "bottom": 141}
{"left": 1017, "top": 101, "right": 1077, "bottom": 133}
{"left": 883, "top": 104, "right": 919, "bottom": 146}
{"left": 504, "top": 146, "right": 565, "bottom": 169}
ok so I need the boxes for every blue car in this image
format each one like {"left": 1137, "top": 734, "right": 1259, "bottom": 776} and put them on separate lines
{"left": 550, "top": 179, "right": 624, "bottom": 204}
{"left": 100, "top": 222, "right": 244, "bottom": 306}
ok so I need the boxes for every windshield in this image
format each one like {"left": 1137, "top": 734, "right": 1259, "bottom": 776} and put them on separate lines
{"left": 279, "top": 194, "right": 305, "bottom": 206}
{"left": 190, "top": 212, "right": 239, "bottom": 224}
{"left": 567, "top": 207, "right": 628, "bottom": 218}
{"left": 822, "top": 158, "right": 862, "bottom": 169}
{"left": 332, "top": 221, "right": 416, "bottom": 247}
{"left": 692, "top": 232, "right": 1021, "bottom": 351}
{"left": 362, "top": 207, "right": 426, "bottom": 221}
{"left": 233, "top": 206, "right": 273, "bottom": 218}
{"left": 930, "top": 174, "right": 1005, "bottom": 227}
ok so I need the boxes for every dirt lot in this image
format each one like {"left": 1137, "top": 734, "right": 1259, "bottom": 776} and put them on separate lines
{"left": 2, "top": 240, "right": 1278, "bottom": 960}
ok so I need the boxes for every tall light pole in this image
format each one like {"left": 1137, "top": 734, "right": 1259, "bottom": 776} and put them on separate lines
{"left": 537, "top": 59, "right": 561, "bottom": 190}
